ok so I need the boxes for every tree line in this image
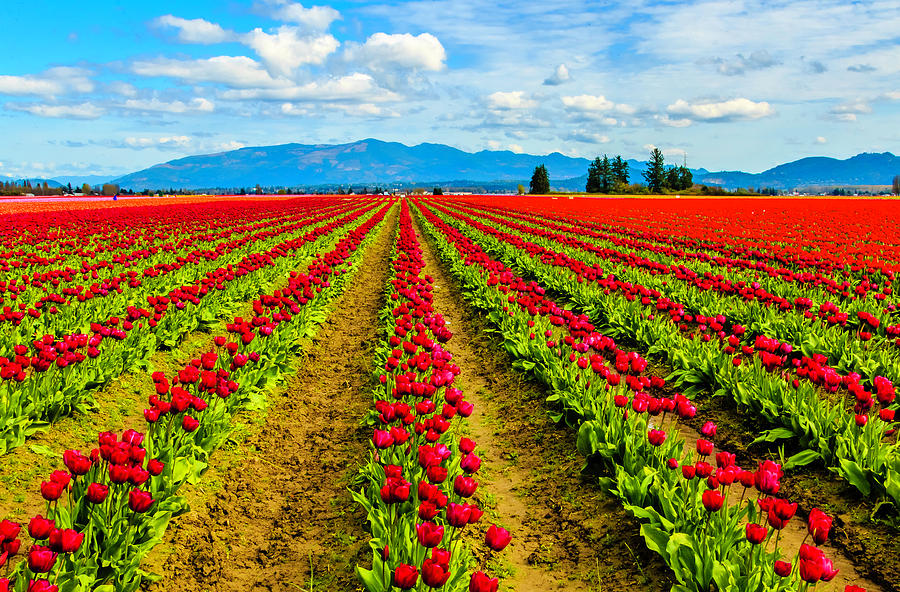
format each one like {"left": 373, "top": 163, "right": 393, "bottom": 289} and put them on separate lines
{"left": 528, "top": 147, "right": 694, "bottom": 195}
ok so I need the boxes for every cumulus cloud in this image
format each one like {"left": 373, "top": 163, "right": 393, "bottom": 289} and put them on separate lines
{"left": 666, "top": 98, "right": 775, "bottom": 122}
{"left": 122, "top": 97, "right": 215, "bottom": 114}
{"left": 815, "top": 136, "right": 827, "bottom": 144}
{"left": 804, "top": 59, "right": 827, "bottom": 74}
{"left": 132, "top": 56, "right": 282, "bottom": 88}
{"left": 561, "top": 94, "right": 635, "bottom": 116}
{"left": 155, "top": 15, "right": 233, "bottom": 44}
{"left": 847, "top": 63, "right": 876, "bottom": 73}
{"left": 242, "top": 26, "right": 339, "bottom": 76}
{"left": 266, "top": 1, "right": 341, "bottom": 31}
{"left": 346, "top": 33, "right": 446, "bottom": 72}
{"left": 828, "top": 99, "right": 871, "bottom": 122}
{"left": 486, "top": 91, "right": 537, "bottom": 110}
{"left": 705, "top": 50, "right": 779, "bottom": 76}
{"left": 543, "top": 64, "right": 571, "bottom": 86}
{"left": 6, "top": 102, "right": 104, "bottom": 119}
{"left": 0, "top": 67, "right": 94, "bottom": 97}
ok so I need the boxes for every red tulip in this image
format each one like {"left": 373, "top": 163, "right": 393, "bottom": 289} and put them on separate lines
{"left": 28, "top": 516, "right": 53, "bottom": 540}
{"left": 26, "top": 580, "right": 58, "bottom": 592}
{"left": 86, "top": 483, "right": 109, "bottom": 504}
{"left": 647, "top": 429, "right": 666, "bottom": 447}
{"left": 701, "top": 489, "right": 723, "bottom": 512}
{"left": 696, "top": 439, "right": 714, "bottom": 456}
{"left": 421, "top": 558, "right": 450, "bottom": 588}
{"left": 416, "top": 522, "right": 444, "bottom": 548}
{"left": 47, "top": 528, "right": 83, "bottom": 554}
{"left": 485, "top": 524, "right": 511, "bottom": 551}
{"left": 182, "top": 415, "right": 200, "bottom": 432}
{"left": 807, "top": 508, "right": 832, "bottom": 545}
{"left": 469, "top": 571, "right": 499, "bottom": 592}
{"left": 745, "top": 523, "right": 767, "bottom": 544}
{"left": 393, "top": 564, "right": 418, "bottom": 589}
{"left": 39, "top": 480, "right": 65, "bottom": 502}
{"left": 128, "top": 489, "right": 154, "bottom": 513}
{"left": 446, "top": 503, "right": 472, "bottom": 528}
{"left": 774, "top": 560, "right": 792, "bottom": 577}
{"left": 62, "top": 450, "right": 92, "bottom": 476}
{"left": 27, "top": 546, "right": 57, "bottom": 573}
{"left": 453, "top": 475, "right": 478, "bottom": 497}
{"left": 0, "top": 520, "right": 19, "bottom": 542}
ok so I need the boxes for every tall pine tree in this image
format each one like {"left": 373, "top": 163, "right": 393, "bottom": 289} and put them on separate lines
{"left": 529, "top": 164, "right": 550, "bottom": 194}
{"left": 643, "top": 148, "right": 665, "bottom": 193}
{"left": 612, "top": 156, "right": 629, "bottom": 187}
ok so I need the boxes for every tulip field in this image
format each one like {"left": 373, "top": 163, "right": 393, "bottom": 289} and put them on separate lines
{"left": 0, "top": 195, "right": 898, "bottom": 592}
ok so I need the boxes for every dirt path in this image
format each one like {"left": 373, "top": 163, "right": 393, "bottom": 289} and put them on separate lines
{"left": 411, "top": 214, "right": 675, "bottom": 591}
{"left": 143, "top": 207, "right": 398, "bottom": 592}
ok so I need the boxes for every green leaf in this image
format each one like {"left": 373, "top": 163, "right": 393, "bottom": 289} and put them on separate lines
{"left": 639, "top": 524, "right": 671, "bottom": 563}
{"left": 784, "top": 449, "right": 822, "bottom": 470}
{"left": 29, "top": 444, "right": 58, "bottom": 458}
{"left": 838, "top": 458, "right": 872, "bottom": 496}
{"left": 750, "top": 427, "right": 795, "bottom": 446}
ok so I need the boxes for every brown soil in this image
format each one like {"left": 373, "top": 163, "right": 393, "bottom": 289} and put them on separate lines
{"left": 141, "top": 206, "right": 398, "bottom": 592}
{"left": 412, "top": 214, "right": 675, "bottom": 591}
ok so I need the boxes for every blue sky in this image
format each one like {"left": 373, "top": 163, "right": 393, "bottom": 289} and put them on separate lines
{"left": 2, "top": 0, "right": 899, "bottom": 180}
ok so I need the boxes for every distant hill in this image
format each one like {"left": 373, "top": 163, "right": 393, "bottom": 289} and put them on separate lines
{"left": 695, "top": 152, "right": 900, "bottom": 190}
{"left": 106, "top": 139, "right": 898, "bottom": 191}
{"left": 112, "top": 139, "right": 592, "bottom": 190}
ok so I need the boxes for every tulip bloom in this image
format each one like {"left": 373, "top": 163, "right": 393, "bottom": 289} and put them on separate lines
{"left": 421, "top": 558, "right": 450, "bottom": 588}
{"left": 28, "top": 516, "right": 54, "bottom": 540}
{"left": 485, "top": 524, "right": 511, "bottom": 551}
{"left": 128, "top": 489, "right": 154, "bottom": 513}
{"left": 807, "top": 508, "right": 833, "bottom": 545}
{"left": 647, "top": 429, "right": 666, "bottom": 447}
{"left": 469, "top": 571, "right": 499, "bottom": 592}
{"left": 774, "top": 560, "right": 792, "bottom": 578}
{"left": 416, "top": 522, "right": 444, "bottom": 548}
{"left": 28, "top": 546, "right": 57, "bottom": 573}
{"left": 745, "top": 523, "right": 767, "bottom": 545}
{"left": 701, "top": 489, "right": 723, "bottom": 512}
{"left": 453, "top": 475, "right": 478, "bottom": 497}
{"left": 393, "top": 564, "right": 419, "bottom": 590}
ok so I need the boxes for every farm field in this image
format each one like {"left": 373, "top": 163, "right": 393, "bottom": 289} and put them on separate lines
{"left": 0, "top": 195, "right": 898, "bottom": 592}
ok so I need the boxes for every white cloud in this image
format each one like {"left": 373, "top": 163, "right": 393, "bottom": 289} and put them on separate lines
{"left": 122, "top": 97, "right": 215, "bottom": 114}
{"left": 543, "top": 64, "right": 571, "bottom": 86}
{"left": 108, "top": 81, "right": 138, "bottom": 97}
{"left": 155, "top": 15, "right": 233, "bottom": 44}
{"left": 883, "top": 91, "right": 900, "bottom": 100}
{"left": 561, "top": 94, "right": 635, "bottom": 115}
{"left": 666, "top": 98, "right": 775, "bottom": 122}
{"left": 267, "top": 1, "right": 341, "bottom": 31}
{"left": 132, "top": 56, "right": 282, "bottom": 89}
{"left": 0, "top": 67, "right": 94, "bottom": 97}
{"left": 243, "top": 26, "right": 339, "bottom": 76}
{"left": 221, "top": 72, "right": 397, "bottom": 102}
{"left": 828, "top": 99, "right": 871, "bottom": 122}
{"left": 567, "top": 130, "right": 610, "bottom": 144}
{"left": 347, "top": 33, "right": 446, "bottom": 72}
{"left": 124, "top": 136, "right": 193, "bottom": 149}
{"left": 656, "top": 114, "right": 693, "bottom": 128}
{"left": 486, "top": 91, "right": 537, "bottom": 110}
{"left": 6, "top": 102, "right": 104, "bottom": 119}
{"left": 815, "top": 136, "right": 827, "bottom": 144}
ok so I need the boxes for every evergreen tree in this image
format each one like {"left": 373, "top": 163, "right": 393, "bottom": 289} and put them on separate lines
{"left": 678, "top": 166, "right": 693, "bottom": 190}
{"left": 893, "top": 175, "right": 900, "bottom": 196}
{"left": 643, "top": 148, "right": 665, "bottom": 193}
{"left": 586, "top": 157, "right": 603, "bottom": 193}
{"left": 529, "top": 164, "right": 550, "bottom": 194}
{"left": 665, "top": 166, "right": 680, "bottom": 191}
{"left": 612, "top": 156, "right": 629, "bottom": 186}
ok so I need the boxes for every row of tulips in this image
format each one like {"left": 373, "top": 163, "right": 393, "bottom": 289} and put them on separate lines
{"left": 412, "top": 199, "right": 868, "bottom": 591}
{"left": 442, "top": 202, "right": 900, "bottom": 382}
{"left": 0, "top": 204, "right": 309, "bottom": 321}
{"left": 0, "top": 202, "right": 378, "bottom": 454}
{"left": 0, "top": 201, "right": 351, "bottom": 340}
{"left": 0, "top": 200, "right": 392, "bottom": 591}
{"left": 353, "top": 199, "right": 508, "bottom": 592}
{"left": 425, "top": 200, "right": 900, "bottom": 509}
{"left": 466, "top": 201, "right": 895, "bottom": 308}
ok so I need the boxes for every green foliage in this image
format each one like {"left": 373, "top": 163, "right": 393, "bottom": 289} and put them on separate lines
{"left": 642, "top": 148, "right": 666, "bottom": 193}
{"left": 587, "top": 154, "right": 629, "bottom": 193}
{"left": 529, "top": 164, "right": 550, "bottom": 194}
{"left": 433, "top": 186, "right": 444, "bottom": 195}
{"left": 893, "top": 174, "right": 900, "bottom": 195}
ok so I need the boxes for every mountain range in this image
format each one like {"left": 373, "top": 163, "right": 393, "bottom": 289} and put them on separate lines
{"left": 25, "top": 139, "right": 900, "bottom": 192}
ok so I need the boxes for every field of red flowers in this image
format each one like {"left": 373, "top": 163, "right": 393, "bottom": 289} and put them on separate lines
{"left": 0, "top": 195, "right": 897, "bottom": 592}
